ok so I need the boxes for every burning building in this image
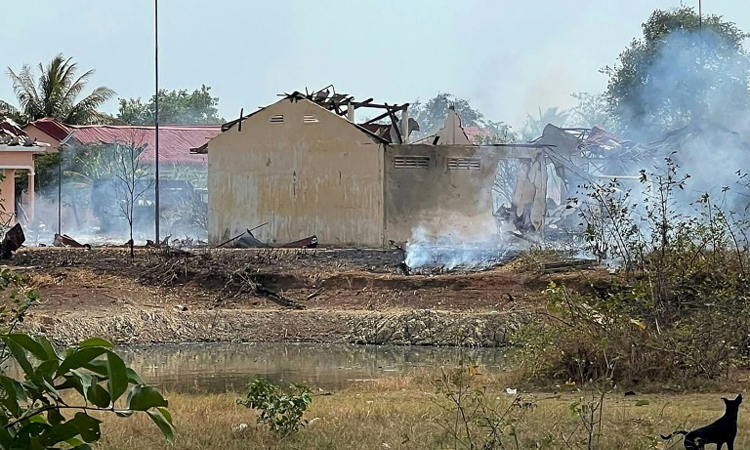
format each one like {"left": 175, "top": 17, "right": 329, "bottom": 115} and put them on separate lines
{"left": 193, "top": 86, "right": 557, "bottom": 248}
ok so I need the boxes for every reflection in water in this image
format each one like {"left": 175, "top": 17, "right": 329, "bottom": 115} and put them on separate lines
{"left": 115, "top": 343, "right": 507, "bottom": 393}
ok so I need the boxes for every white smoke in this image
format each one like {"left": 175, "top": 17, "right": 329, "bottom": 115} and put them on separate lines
{"left": 404, "top": 226, "right": 513, "bottom": 272}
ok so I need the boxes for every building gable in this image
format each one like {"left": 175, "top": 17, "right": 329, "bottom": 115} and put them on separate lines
{"left": 204, "top": 97, "right": 385, "bottom": 154}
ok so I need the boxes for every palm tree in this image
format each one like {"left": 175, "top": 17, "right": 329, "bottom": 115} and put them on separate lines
{"left": 6, "top": 54, "right": 115, "bottom": 125}
{"left": 521, "top": 107, "right": 571, "bottom": 141}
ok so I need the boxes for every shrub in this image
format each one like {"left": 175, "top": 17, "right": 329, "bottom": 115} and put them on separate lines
{"left": 512, "top": 157, "right": 750, "bottom": 386}
{"left": 432, "top": 363, "right": 531, "bottom": 449}
{"left": 237, "top": 377, "right": 312, "bottom": 437}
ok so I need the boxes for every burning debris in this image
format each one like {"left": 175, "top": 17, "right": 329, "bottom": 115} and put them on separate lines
{"left": 403, "top": 241, "right": 516, "bottom": 274}
{"left": 1, "top": 224, "right": 25, "bottom": 259}
{"left": 398, "top": 227, "right": 518, "bottom": 274}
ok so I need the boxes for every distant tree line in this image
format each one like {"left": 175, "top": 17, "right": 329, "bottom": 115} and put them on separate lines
{"left": 0, "top": 5, "right": 746, "bottom": 146}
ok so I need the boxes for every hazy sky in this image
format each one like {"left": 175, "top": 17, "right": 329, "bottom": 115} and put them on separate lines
{"left": 1, "top": 0, "right": 747, "bottom": 128}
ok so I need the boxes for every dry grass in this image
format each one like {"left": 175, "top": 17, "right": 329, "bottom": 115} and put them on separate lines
{"left": 93, "top": 370, "right": 750, "bottom": 450}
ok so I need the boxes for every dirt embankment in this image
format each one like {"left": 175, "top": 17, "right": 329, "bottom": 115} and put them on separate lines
{"left": 6, "top": 247, "right": 593, "bottom": 346}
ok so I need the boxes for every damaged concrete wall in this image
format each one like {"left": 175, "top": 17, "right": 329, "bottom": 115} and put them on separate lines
{"left": 207, "top": 98, "right": 385, "bottom": 246}
{"left": 384, "top": 144, "right": 504, "bottom": 243}
{"left": 432, "top": 108, "right": 472, "bottom": 145}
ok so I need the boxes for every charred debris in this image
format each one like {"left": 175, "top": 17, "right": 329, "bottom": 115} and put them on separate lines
{"left": 6, "top": 85, "right": 672, "bottom": 278}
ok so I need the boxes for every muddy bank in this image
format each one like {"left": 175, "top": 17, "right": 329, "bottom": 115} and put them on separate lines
{"left": 349, "top": 309, "right": 528, "bottom": 347}
{"left": 21, "top": 307, "right": 526, "bottom": 347}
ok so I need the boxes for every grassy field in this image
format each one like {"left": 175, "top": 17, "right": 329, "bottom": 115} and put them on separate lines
{"left": 94, "top": 371, "right": 749, "bottom": 450}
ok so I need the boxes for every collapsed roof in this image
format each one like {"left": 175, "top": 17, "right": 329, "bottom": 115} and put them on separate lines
{"left": 214, "top": 85, "right": 419, "bottom": 147}
{"left": 0, "top": 116, "right": 48, "bottom": 149}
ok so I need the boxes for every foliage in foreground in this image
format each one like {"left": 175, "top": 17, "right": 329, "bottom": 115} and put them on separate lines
{"left": 0, "top": 268, "right": 174, "bottom": 449}
{"left": 432, "top": 363, "right": 530, "bottom": 449}
{"left": 237, "top": 377, "right": 312, "bottom": 438}
{"left": 0, "top": 335, "right": 174, "bottom": 449}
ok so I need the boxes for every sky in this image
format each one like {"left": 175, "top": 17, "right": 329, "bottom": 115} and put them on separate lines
{"left": 1, "top": 0, "right": 748, "bottom": 129}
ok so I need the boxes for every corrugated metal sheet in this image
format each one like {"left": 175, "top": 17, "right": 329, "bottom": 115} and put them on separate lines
{"left": 68, "top": 124, "right": 220, "bottom": 165}
{"left": 28, "top": 118, "right": 71, "bottom": 142}
{"left": 26, "top": 118, "right": 220, "bottom": 164}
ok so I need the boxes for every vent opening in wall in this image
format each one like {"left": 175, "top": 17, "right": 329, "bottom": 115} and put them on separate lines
{"left": 303, "top": 114, "right": 319, "bottom": 123}
{"left": 394, "top": 156, "right": 430, "bottom": 169}
{"left": 269, "top": 114, "right": 285, "bottom": 123}
{"left": 447, "top": 157, "right": 481, "bottom": 170}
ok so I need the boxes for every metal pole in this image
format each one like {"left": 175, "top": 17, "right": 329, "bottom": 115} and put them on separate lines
{"left": 698, "top": 1, "right": 703, "bottom": 73}
{"left": 57, "top": 158, "right": 61, "bottom": 235}
{"left": 56, "top": 132, "right": 75, "bottom": 236}
{"left": 154, "top": 0, "right": 160, "bottom": 243}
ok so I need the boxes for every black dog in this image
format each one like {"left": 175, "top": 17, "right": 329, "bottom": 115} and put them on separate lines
{"left": 661, "top": 394, "right": 742, "bottom": 449}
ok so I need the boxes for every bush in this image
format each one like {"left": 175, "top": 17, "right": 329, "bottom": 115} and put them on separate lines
{"left": 237, "top": 377, "right": 312, "bottom": 437}
{"left": 512, "top": 157, "right": 750, "bottom": 386}
{"left": 432, "top": 363, "right": 531, "bottom": 449}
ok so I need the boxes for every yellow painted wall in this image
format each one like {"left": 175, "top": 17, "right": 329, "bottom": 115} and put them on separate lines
{"left": 207, "top": 98, "right": 385, "bottom": 247}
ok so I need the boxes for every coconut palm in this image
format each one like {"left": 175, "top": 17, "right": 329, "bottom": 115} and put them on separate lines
{"left": 6, "top": 53, "right": 115, "bottom": 125}
{"left": 521, "top": 106, "right": 571, "bottom": 141}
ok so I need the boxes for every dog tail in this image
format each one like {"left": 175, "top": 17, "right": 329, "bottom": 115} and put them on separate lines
{"left": 660, "top": 430, "right": 688, "bottom": 440}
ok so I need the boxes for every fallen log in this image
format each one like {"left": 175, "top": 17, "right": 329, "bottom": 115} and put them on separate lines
{"left": 541, "top": 259, "right": 596, "bottom": 273}
{"left": 279, "top": 235, "right": 318, "bottom": 248}
{"left": 255, "top": 284, "right": 305, "bottom": 310}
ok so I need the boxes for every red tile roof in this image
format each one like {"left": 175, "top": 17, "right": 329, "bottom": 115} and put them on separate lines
{"left": 463, "top": 126, "right": 489, "bottom": 142}
{"left": 26, "top": 118, "right": 220, "bottom": 165}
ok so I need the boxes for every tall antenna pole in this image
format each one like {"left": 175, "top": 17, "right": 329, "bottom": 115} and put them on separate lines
{"left": 154, "top": 0, "right": 160, "bottom": 243}
{"left": 698, "top": 0, "right": 703, "bottom": 71}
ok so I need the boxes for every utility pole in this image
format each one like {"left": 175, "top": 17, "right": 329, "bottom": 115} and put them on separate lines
{"left": 698, "top": 0, "right": 703, "bottom": 70}
{"left": 57, "top": 131, "right": 76, "bottom": 236}
{"left": 154, "top": 0, "right": 160, "bottom": 243}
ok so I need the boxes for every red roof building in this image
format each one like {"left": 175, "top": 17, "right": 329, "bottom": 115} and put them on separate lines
{"left": 23, "top": 118, "right": 220, "bottom": 166}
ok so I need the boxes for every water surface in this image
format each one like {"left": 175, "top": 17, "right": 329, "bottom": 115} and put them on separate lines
{"left": 116, "top": 342, "right": 507, "bottom": 393}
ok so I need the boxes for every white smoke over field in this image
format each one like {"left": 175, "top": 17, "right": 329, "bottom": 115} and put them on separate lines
{"left": 404, "top": 226, "right": 517, "bottom": 272}
{"left": 24, "top": 152, "right": 208, "bottom": 247}
{"left": 405, "top": 24, "right": 750, "bottom": 272}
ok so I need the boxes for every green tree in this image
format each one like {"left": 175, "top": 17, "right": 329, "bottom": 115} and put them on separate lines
{"left": 603, "top": 6, "right": 750, "bottom": 139}
{"left": 409, "top": 93, "right": 485, "bottom": 138}
{"left": 6, "top": 54, "right": 116, "bottom": 125}
{"left": 116, "top": 85, "right": 224, "bottom": 125}
{"left": 474, "top": 120, "right": 518, "bottom": 144}
{"left": 569, "top": 92, "right": 617, "bottom": 131}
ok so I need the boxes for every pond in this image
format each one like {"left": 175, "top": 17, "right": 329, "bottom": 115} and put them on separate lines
{"left": 114, "top": 342, "right": 508, "bottom": 393}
